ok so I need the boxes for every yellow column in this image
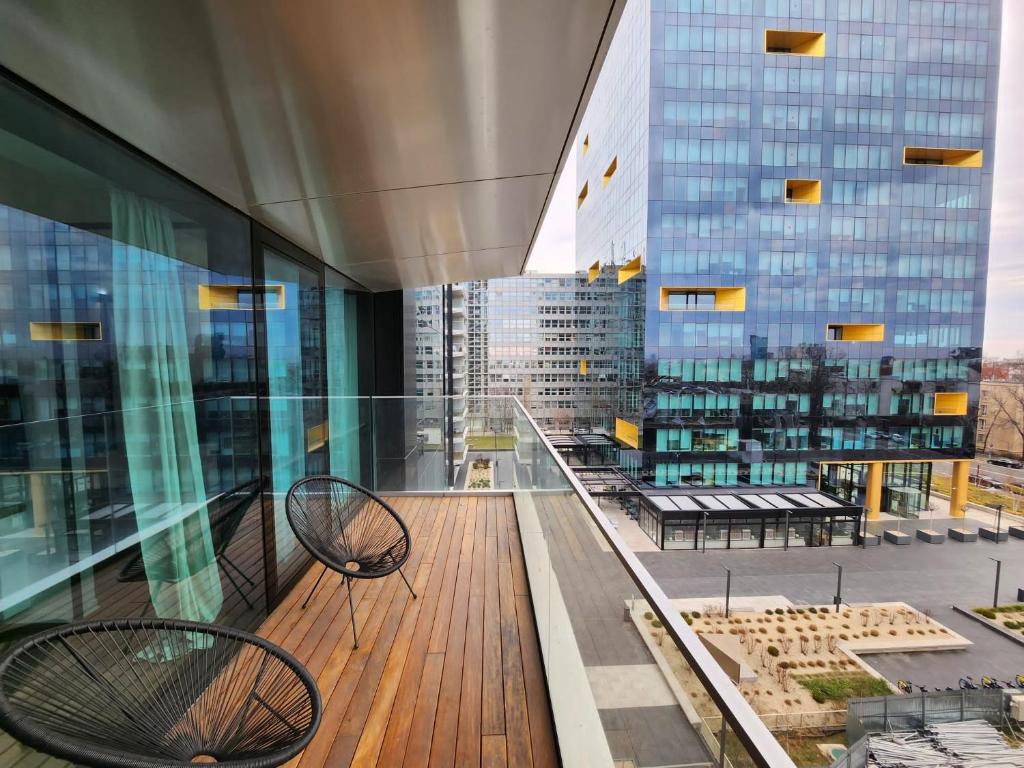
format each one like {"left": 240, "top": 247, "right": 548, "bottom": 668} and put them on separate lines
{"left": 865, "top": 462, "right": 883, "bottom": 521}
{"left": 949, "top": 459, "right": 969, "bottom": 518}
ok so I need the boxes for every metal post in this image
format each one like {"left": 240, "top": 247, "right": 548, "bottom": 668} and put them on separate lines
{"left": 832, "top": 562, "right": 843, "bottom": 613}
{"left": 723, "top": 566, "right": 731, "bottom": 618}
{"left": 444, "top": 284, "right": 454, "bottom": 489}
{"left": 995, "top": 504, "right": 1003, "bottom": 539}
{"left": 784, "top": 509, "right": 790, "bottom": 551}
{"left": 990, "top": 557, "right": 1001, "bottom": 609}
{"left": 702, "top": 510, "right": 708, "bottom": 553}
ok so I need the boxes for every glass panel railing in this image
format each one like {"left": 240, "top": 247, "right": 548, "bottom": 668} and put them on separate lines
{"left": 0, "top": 397, "right": 272, "bottom": 642}
{"left": 508, "top": 398, "right": 797, "bottom": 768}
{"left": 0, "top": 394, "right": 549, "bottom": 641}
{"left": 0, "top": 392, "right": 793, "bottom": 767}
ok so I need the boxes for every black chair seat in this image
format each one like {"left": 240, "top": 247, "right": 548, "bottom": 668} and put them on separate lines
{"left": 285, "top": 476, "right": 416, "bottom": 648}
{"left": 0, "top": 619, "right": 321, "bottom": 768}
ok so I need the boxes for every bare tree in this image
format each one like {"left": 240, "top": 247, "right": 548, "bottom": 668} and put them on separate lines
{"left": 988, "top": 375, "right": 1024, "bottom": 460}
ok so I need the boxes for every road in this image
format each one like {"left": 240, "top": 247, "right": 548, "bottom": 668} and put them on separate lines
{"left": 932, "top": 457, "right": 1024, "bottom": 486}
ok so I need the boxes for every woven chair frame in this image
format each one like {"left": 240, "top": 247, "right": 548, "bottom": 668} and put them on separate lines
{"left": 0, "top": 618, "right": 321, "bottom": 768}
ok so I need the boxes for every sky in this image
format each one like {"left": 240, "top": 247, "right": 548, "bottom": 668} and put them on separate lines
{"left": 526, "top": 6, "right": 1023, "bottom": 357}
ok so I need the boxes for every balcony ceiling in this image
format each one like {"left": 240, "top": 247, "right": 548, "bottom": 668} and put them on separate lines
{"left": 0, "top": 0, "right": 622, "bottom": 290}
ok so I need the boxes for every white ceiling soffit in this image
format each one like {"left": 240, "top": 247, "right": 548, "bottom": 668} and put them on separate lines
{"left": 0, "top": 0, "right": 623, "bottom": 291}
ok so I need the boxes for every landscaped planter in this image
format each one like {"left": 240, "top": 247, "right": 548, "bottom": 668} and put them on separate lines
{"left": 883, "top": 530, "right": 912, "bottom": 545}
{"left": 638, "top": 598, "right": 968, "bottom": 739}
{"left": 860, "top": 533, "right": 881, "bottom": 547}
{"left": 953, "top": 605, "right": 1024, "bottom": 649}
{"left": 915, "top": 529, "right": 945, "bottom": 544}
{"left": 948, "top": 527, "right": 978, "bottom": 542}
{"left": 1009, "top": 525, "right": 1024, "bottom": 540}
{"left": 978, "top": 527, "right": 1009, "bottom": 542}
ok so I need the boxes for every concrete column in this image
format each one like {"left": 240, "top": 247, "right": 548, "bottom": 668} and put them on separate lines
{"left": 949, "top": 459, "right": 970, "bottom": 518}
{"left": 865, "top": 462, "right": 883, "bottom": 520}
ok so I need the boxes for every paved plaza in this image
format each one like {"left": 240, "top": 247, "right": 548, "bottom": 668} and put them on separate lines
{"left": 636, "top": 518, "right": 1024, "bottom": 689}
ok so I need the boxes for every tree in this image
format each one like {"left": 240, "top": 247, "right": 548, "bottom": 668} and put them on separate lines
{"left": 987, "top": 367, "right": 1024, "bottom": 460}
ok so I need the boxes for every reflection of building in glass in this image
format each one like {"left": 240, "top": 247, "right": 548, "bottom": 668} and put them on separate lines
{"left": 576, "top": 0, "right": 1000, "bottom": 519}
{"left": 410, "top": 266, "right": 643, "bottom": 442}
{"left": 0, "top": 73, "right": 371, "bottom": 637}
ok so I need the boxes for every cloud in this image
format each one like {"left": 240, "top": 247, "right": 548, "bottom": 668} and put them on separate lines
{"left": 986, "top": 3, "right": 1024, "bottom": 357}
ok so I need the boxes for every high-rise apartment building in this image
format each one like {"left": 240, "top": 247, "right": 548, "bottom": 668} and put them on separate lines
{"left": 410, "top": 267, "right": 643, "bottom": 434}
{"left": 577, "top": 0, "right": 1001, "bottom": 519}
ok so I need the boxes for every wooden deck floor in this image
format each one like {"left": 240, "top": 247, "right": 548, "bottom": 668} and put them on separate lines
{"left": 259, "top": 495, "right": 559, "bottom": 768}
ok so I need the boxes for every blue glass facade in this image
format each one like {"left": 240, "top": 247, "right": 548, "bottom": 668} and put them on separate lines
{"left": 577, "top": 0, "right": 1001, "bottom": 512}
{"left": 0, "top": 73, "right": 375, "bottom": 639}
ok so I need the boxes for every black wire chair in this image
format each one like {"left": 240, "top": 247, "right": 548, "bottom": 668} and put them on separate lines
{"left": 285, "top": 476, "right": 416, "bottom": 649}
{"left": 0, "top": 619, "right": 321, "bottom": 768}
{"left": 119, "top": 479, "right": 264, "bottom": 610}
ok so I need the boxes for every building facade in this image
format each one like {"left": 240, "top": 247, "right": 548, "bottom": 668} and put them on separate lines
{"left": 409, "top": 267, "right": 644, "bottom": 440}
{"left": 576, "top": 0, "right": 1001, "bottom": 518}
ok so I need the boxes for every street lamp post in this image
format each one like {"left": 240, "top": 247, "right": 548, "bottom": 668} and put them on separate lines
{"left": 990, "top": 557, "right": 1002, "bottom": 609}
{"left": 723, "top": 566, "right": 732, "bottom": 618}
{"left": 832, "top": 562, "right": 843, "bottom": 613}
{"left": 995, "top": 504, "right": 1004, "bottom": 540}
{"left": 702, "top": 510, "right": 708, "bottom": 553}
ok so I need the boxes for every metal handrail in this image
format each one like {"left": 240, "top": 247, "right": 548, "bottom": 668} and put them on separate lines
{"left": 511, "top": 397, "right": 798, "bottom": 768}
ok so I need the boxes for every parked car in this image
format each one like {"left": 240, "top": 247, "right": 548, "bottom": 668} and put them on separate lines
{"left": 988, "top": 457, "right": 1023, "bottom": 469}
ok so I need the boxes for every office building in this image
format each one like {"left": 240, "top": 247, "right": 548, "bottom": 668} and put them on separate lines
{"left": 576, "top": 0, "right": 1001, "bottom": 521}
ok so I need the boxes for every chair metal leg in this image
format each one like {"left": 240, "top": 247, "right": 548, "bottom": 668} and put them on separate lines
{"left": 221, "top": 563, "right": 255, "bottom": 609}
{"left": 220, "top": 554, "right": 256, "bottom": 586}
{"left": 398, "top": 567, "right": 417, "bottom": 599}
{"left": 301, "top": 565, "right": 328, "bottom": 609}
{"left": 345, "top": 576, "right": 359, "bottom": 649}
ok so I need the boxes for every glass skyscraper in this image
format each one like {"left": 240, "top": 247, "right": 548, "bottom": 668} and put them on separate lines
{"left": 577, "top": 0, "right": 1001, "bottom": 518}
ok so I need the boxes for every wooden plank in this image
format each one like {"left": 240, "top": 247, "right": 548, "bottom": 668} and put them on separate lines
{"left": 363, "top": 595, "right": 439, "bottom": 766}
{"left": 427, "top": 498, "right": 478, "bottom": 768}
{"left": 322, "top": 499, "right": 452, "bottom": 767}
{"left": 495, "top": 496, "right": 510, "bottom": 564}
{"left": 480, "top": 523, "right": 504, "bottom": 737}
{"left": 485, "top": 495, "right": 497, "bottom": 538}
{"left": 469, "top": 494, "right": 488, "bottom": 597}
{"left": 246, "top": 495, "right": 560, "bottom": 768}
{"left": 403, "top": 651, "right": 445, "bottom": 767}
{"left": 427, "top": 497, "right": 469, "bottom": 652}
{"left": 295, "top": 498, "right": 435, "bottom": 768}
{"left": 515, "top": 593, "right": 559, "bottom": 768}
{"left": 369, "top": 502, "right": 461, "bottom": 765}
{"left": 508, "top": 529, "right": 530, "bottom": 597}
{"left": 498, "top": 561, "right": 533, "bottom": 767}
{"left": 454, "top": 592, "right": 484, "bottom": 766}
{"left": 481, "top": 735, "right": 508, "bottom": 768}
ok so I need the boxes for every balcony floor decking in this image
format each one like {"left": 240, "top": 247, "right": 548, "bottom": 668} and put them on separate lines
{"left": 259, "top": 495, "right": 558, "bottom": 768}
